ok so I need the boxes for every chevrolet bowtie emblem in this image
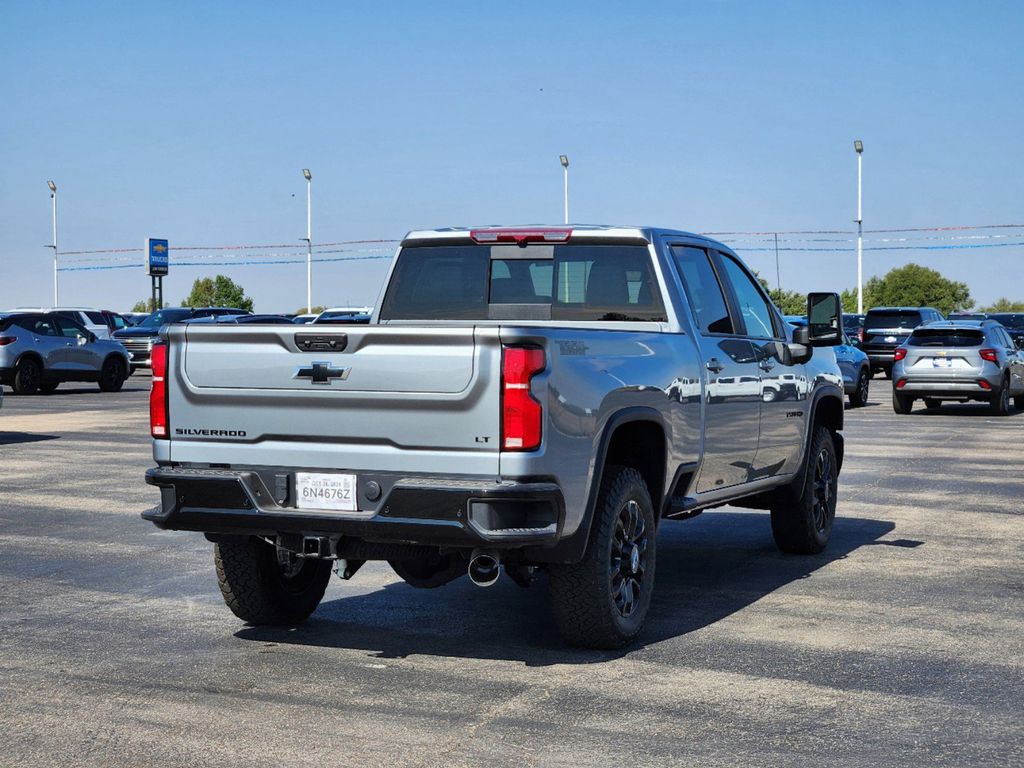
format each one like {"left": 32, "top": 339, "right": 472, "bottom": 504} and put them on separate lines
{"left": 294, "top": 362, "right": 350, "bottom": 384}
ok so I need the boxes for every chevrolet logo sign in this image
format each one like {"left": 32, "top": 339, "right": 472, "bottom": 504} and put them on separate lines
{"left": 152, "top": 243, "right": 167, "bottom": 254}
{"left": 294, "top": 361, "right": 350, "bottom": 384}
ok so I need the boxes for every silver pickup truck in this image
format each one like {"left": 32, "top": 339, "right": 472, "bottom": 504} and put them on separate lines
{"left": 144, "top": 225, "right": 846, "bottom": 648}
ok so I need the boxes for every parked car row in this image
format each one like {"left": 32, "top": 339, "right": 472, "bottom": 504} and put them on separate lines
{"left": 1, "top": 304, "right": 379, "bottom": 395}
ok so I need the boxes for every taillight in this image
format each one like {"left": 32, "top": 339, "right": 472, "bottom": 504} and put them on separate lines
{"left": 501, "top": 346, "right": 545, "bottom": 451}
{"left": 471, "top": 228, "right": 572, "bottom": 245}
{"left": 979, "top": 348, "right": 998, "bottom": 363}
{"left": 0, "top": 336, "right": 16, "bottom": 346}
{"left": 895, "top": 379, "right": 907, "bottom": 389}
{"left": 150, "top": 342, "right": 168, "bottom": 439}
{"left": 978, "top": 379, "right": 992, "bottom": 390}
{"left": 893, "top": 348, "right": 907, "bottom": 361}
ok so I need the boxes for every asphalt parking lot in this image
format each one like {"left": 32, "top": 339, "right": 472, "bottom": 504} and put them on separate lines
{"left": 1, "top": 376, "right": 1022, "bottom": 767}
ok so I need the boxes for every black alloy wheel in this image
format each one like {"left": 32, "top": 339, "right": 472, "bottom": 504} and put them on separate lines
{"left": 98, "top": 358, "right": 125, "bottom": 392}
{"left": 610, "top": 499, "right": 648, "bottom": 618}
{"left": 769, "top": 426, "right": 839, "bottom": 555}
{"left": 13, "top": 358, "right": 41, "bottom": 395}
{"left": 850, "top": 369, "right": 870, "bottom": 407}
{"left": 811, "top": 447, "right": 837, "bottom": 536}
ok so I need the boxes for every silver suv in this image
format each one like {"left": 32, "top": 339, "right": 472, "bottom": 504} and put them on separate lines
{"left": 0, "top": 312, "right": 131, "bottom": 394}
{"left": 892, "top": 320, "right": 1024, "bottom": 415}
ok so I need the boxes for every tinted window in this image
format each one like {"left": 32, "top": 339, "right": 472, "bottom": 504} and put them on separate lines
{"left": 381, "top": 246, "right": 488, "bottom": 320}
{"left": 865, "top": 310, "right": 922, "bottom": 330}
{"left": 111, "top": 315, "right": 127, "bottom": 329}
{"left": 141, "top": 309, "right": 193, "bottom": 327}
{"left": 908, "top": 328, "right": 983, "bottom": 347}
{"left": 17, "top": 317, "right": 59, "bottom": 336}
{"left": 85, "top": 311, "right": 107, "bottom": 324}
{"left": 379, "top": 244, "right": 665, "bottom": 322}
{"left": 553, "top": 246, "right": 665, "bottom": 321}
{"left": 55, "top": 310, "right": 78, "bottom": 321}
{"left": 490, "top": 258, "right": 553, "bottom": 304}
{"left": 717, "top": 253, "right": 778, "bottom": 338}
{"left": 670, "top": 246, "right": 733, "bottom": 335}
{"left": 991, "top": 313, "right": 1024, "bottom": 329}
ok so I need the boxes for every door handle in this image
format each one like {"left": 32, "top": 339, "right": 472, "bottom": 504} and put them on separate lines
{"left": 706, "top": 358, "right": 725, "bottom": 374}
{"left": 759, "top": 358, "right": 776, "bottom": 371}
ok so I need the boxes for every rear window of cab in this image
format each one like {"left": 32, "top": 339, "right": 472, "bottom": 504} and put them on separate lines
{"left": 379, "top": 244, "right": 667, "bottom": 322}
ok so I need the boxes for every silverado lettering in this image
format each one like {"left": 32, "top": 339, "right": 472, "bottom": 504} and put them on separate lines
{"left": 174, "top": 428, "right": 247, "bottom": 437}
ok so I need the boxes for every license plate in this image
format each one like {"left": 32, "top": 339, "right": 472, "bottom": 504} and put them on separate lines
{"left": 295, "top": 472, "right": 357, "bottom": 511}
{"left": 932, "top": 358, "right": 952, "bottom": 368}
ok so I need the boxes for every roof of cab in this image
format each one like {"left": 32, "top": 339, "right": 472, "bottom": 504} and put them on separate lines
{"left": 402, "top": 224, "right": 728, "bottom": 248}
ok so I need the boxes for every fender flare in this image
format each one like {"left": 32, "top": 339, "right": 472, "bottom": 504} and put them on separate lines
{"left": 525, "top": 406, "right": 669, "bottom": 564}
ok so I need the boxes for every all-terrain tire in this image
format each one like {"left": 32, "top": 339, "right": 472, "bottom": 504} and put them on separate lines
{"left": 12, "top": 357, "right": 42, "bottom": 395}
{"left": 769, "top": 426, "right": 838, "bottom": 555}
{"left": 849, "top": 368, "right": 870, "bottom": 408}
{"left": 214, "top": 537, "right": 332, "bottom": 625}
{"left": 548, "top": 465, "right": 656, "bottom": 650}
{"left": 98, "top": 357, "right": 126, "bottom": 392}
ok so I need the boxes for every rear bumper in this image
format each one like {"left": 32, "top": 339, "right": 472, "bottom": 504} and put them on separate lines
{"left": 865, "top": 351, "right": 896, "bottom": 368}
{"left": 143, "top": 466, "right": 565, "bottom": 550}
{"left": 896, "top": 378, "right": 997, "bottom": 398}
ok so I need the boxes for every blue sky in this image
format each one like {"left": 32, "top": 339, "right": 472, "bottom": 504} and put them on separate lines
{"left": 2, "top": 1, "right": 1022, "bottom": 312}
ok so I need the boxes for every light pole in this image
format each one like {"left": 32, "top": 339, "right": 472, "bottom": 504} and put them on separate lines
{"left": 854, "top": 140, "right": 864, "bottom": 314}
{"left": 559, "top": 155, "right": 569, "bottom": 224}
{"left": 302, "top": 168, "right": 312, "bottom": 313}
{"left": 47, "top": 180, "right": 58, "bottom": 305}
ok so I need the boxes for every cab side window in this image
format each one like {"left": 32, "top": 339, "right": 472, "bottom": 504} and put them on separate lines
{"left": 716, "top": 253, "right": 779, "bottom": 339}
{"left": 56, "top": 318, "right": 89, "bottom": 341}
{"left": 671, "top": 246, "right": 734, "bottom": 335}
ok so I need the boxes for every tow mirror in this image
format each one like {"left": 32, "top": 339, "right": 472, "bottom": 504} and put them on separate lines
{"left": 805, "top": 293, "right": 842, "bottom": 347}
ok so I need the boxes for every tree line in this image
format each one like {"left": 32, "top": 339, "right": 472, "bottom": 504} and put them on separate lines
{"left": 766, "top": 263, "right": 1024, "bottom": 316}
{"left": 133, "top": 267, "right": 1024, "bottom": 318}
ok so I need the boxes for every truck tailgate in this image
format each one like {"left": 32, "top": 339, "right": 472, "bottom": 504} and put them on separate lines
{"left": 164, "top": 324, "right": 501, "bottom": 475}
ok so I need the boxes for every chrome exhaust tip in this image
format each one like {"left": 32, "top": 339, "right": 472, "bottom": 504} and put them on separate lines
{"left": 467, "top": 550, "right": 500, "bottom": 587}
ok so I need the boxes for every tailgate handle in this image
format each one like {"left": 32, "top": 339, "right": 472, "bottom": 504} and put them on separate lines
{"left": 295, "top": 333, "right": 348, "bottom": 352}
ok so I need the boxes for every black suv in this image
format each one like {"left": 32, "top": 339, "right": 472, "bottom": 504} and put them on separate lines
{"left": 990, "top": 313, "right": 1024, "bottom": 349}
{"left": 862, "top": 307, "right": 944, "bottom": 377}
{"left": 113, "top": 307, "right": 249, "bottom": 372}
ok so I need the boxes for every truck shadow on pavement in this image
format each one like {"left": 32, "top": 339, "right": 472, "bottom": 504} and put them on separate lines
{"left": 42, "top": 386, "right": 149, "bottom": 395}
{"left": 235, "top": 511, "right": 895, "bottom": 666}
{"left": 0, "top": 431, "right": 61, "bottom": 445}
